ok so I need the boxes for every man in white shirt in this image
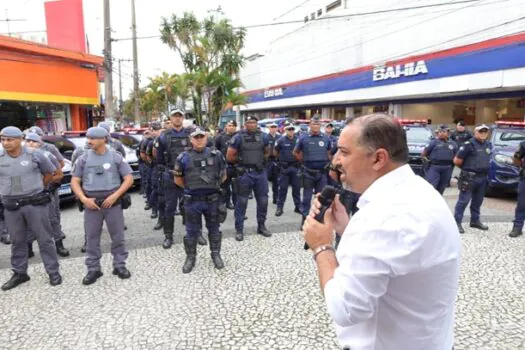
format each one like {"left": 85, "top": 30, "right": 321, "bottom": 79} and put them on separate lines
{"left": 303, "top": 114, "right": 461, "bottom": 350}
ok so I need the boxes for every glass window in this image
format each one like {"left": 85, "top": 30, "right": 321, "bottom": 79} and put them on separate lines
{"left": 405, "top": 127, "right": 432, "bottom": 143}
{"left": 493, "top": 130, "right": 525, "bottom": 147}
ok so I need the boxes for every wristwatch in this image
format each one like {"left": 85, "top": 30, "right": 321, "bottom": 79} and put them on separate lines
{"left": 312, "top": 244, "right": 335, "bottom": 261}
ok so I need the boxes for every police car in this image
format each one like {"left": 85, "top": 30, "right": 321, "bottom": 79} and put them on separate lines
{"left": 398, "top": 119, "right": 433, "bottom": 176}
{"left": 486, "top": 121, "right": 525, "bottom": 195}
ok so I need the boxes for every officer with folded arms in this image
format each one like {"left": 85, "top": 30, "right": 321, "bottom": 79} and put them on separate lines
{"left": 174, "top": 128, "right": 227, "bottom": 273}
{"left": 70, "top": 127, "right": 134, "bottom": 285}
{"left": 453, "top": 124, "right": 492, "bottom": 234}
{"left": 0, "top": 126, "right": 62, "bottom": 291}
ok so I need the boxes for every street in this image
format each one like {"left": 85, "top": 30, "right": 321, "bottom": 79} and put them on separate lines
{"left": 0, "top": 187, "right": 524, "bottom": 350}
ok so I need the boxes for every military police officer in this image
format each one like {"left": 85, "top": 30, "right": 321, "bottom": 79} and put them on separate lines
{"left": 215, "top": 120, "right": 238, "bottom": 209}
{"left": 266, "top": 123, "right": 280, "bottom": 205}
{"left": 70, "top": 127, "right": 134, "bottom": 285}
{"left": 509, "top": 141, "right": 525, "bottom": 237}
{"left": 0, "top": 126, "right": 62, "bottom": 291}
{"left": 97, "top": 122, "right": 126, "bottom": 157}
{"left": 174, "top": 128, "right": 227, "bottom": 273}
{"left": 450, "top": 120, "right": 473, "bottom": 146}
{"left": 293, "top": 116, "right": 332, "bottom": 226}
{"left": 138, "top": 130, "right": 150, "bottom": 195}
{"left": 274, "top": 122, "right": 301, "bottom": 216}
{"left": 324, "top": 122, "right": 339, "bottom": 187}
{"left": 453, "top": 124, "right": 492, "bottom": 233}
{"left": 147, "top": 124, "right": 165, "bottom": 231}
{"left": 227, "top": 116, "right": 272, "bottom": 241}
{"left": 422, "top": 124, "right": 458, "bottom": 195}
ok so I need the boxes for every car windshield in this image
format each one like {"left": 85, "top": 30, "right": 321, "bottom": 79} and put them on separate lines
{"left": 493, "top": 130, "right": 525, "bottom": 148}
{"left": 69, "top": 137, "right": 88, "bottom": 148}
{"left": 405, "top": 127, "right": 432, "bottom": 143}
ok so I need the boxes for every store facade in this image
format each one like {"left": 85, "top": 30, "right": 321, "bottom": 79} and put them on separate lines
{"left": 0, "top": 35, "right": 103, "bottom": 132}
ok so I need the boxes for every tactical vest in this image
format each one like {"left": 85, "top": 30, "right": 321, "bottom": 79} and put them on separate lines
{"left": 429, "top": 140, "right": 456, "bottom": 162}
{"left": 218, "top": 133, "right": 235, "bottom": 156}
{"left": 238, "top": 131, "right": 265, "bottom": 167}
{"left": 302, "top": 134, "right": 329, "bottom": 162}
{"left": 278, "top": 136, "right": 298, "bottom": 163}
{"left": 462, "top": 140, "right": 491, "bottom": 173}
{"left": 184, "top": 149, "right": 221, "bottom": 191}
{"left": 165, "top": 129, "right": 189, "bottom": 167}
{"left": 0, "top": 147, "right": 44, "bottom": 198}
{"left": 82, "top": 149, "right": 122, "bottom": 192}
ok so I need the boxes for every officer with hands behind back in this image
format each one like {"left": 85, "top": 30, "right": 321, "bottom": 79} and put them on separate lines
{"left": 0, "top": 126, "right": 62, "bottom": 291}
{"left": 453, "top": 124, "right": 492, "bottom": 234}
{"left": 227, "top": 116, "right": 272, "bottom": 242}
{"left": 70, "top": 127, "right": 134, "bottom": 286}
{"left": 174, "top": 128, "right": 227, "bottom": 273}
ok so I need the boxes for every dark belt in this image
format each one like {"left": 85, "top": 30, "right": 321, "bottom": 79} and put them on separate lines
{"left": 430, "top": 160, "right": 453, "bottom": 166}
{"left": 184, "top": 193, "right": 220, "bottom": 203}
{"left": 94, "top": 197, "right": 121, "bottom": 208}
{"left": 2, "top": 192, "right": 51, "bottom": 211}
{"left": 238, "top": 166, "right": 263, "bottom": 174}
{"left": 304, "top": 167, "right": 325, "bottom": 175}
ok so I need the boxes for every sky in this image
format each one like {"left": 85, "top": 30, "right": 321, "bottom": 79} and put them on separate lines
{"left": 0, "top": 0, "right": 325, "bottom": 99}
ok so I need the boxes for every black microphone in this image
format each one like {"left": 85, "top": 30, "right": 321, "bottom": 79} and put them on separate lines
{"left": 304, "top": 185, "right": 338, "bottom": 250}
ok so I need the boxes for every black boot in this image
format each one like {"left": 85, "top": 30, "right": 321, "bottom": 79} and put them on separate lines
{"left": 257, "top": 223, "right": 272, "bottom": 237}
{"left": 81, "top": 240, "right": 86, "bottom": 253}
{"left": 235, "top": 230, "right": 244, "bottom": 242}
{"left": 144, "top": 203, "right": 151, "bottom": 210}
{"left": 182, "top": 237, "right": 197, "bottom": 273}
{"left": 0, "top": 234, "right": 11, "bottom": 245}
{"left": 28, "top": 242, "right": 34, "bottom": 258}
{"left": 55, "top": 239, "right": 70, "bottom": 257}
{"left": 509, "top": 227, "right": 522, "bottom": 238}
{"left": 150, "top": 210, "right": 158, "bottom": 219}
{"left": 275, "top": 208, "right": 283, "bottom": 217}
{"left": 457, "top": 223, "right": 465, "bottom": 234}
{"left": 209, "top": 233, "right": 224, "bottom": 269}
{"left": 2, "top": 272, "right": 30, "bottom": 291}
{"left": 154, "top": 217, "right": 164, "bottom": 231}
{"left": 470, "top": 222, "right": 489, "bottom": 231}
{"left": 197, "top": 233, "right": 207, "bottom": 246}
{"left": 162, "top": 217, "right": 174, "bottom": 249}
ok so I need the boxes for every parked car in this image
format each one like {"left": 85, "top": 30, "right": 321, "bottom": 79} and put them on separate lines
{"left": 41, "top": 135, "right": 77, "bottom": 203}
{"left": 398, "top": 119, "right": 434, "bottom": 177}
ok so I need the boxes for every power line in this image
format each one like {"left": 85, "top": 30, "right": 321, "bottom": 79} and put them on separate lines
{"left": 273, "top": 0, "right": 312, "bottom": 21}
{"left": 112, "top": 0, "right": 486, "bottom": 42}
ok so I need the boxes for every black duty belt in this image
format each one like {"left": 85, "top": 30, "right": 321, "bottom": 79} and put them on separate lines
{"left": 2, "top": 192, "right": 51, "bottom": 211}
{"left": 238, "top": 166, "right": 263, "bottom": 174}
{"left": 304, "top": 167, "right": 326, "bottom": 175}
{"left": 184, "top": 193, "right": 220, "bottom": 203}
{"left": 430, "top": 160, "right": 454, "bottom": 166}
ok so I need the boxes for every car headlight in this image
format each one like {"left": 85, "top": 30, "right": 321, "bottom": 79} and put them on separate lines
{"left": 494, "top": 154, "right": 514, "bottom": 165}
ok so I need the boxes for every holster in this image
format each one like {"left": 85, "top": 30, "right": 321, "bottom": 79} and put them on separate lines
{"left": 120, "top": 193, "right": 132, "bottom": 210}
{"left": 3, "top": 192, "right": 51, "bottom": 211}
{"left": 217, "top": 202, "right": 227, "bottom": 223}
{"left": 48, "top": 182, "right": 61, "bottom": 193}
{"left": 77, "top": 198, "right": 84, "bottom": 212}
{"left": 458, "top": 171, "right": 475, "bottom": 192}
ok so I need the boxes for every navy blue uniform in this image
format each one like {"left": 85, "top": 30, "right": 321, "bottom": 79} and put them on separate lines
{"left": 274, "top": 134, "right": 301, "bottom": 211}
{"left": 295, "top": 133, "right": 332, "bottom": 216}
{"left": 451, "top": 130, "right": 473, "bottom": 146}
{"left": 424, "top": 139, "right": 458, "bottom": 195}
{"left": 215, "top": 131, "right": 237, "bottom": 206}
{"left": 326, "top": 134, "right": 339, "bottom": 187}
{"left": 512, "top": 141, "right": 525, "bottom": 234}
{"left": 229, "top": 130, "right": 270, "bottom": 233}
{"left": 141, "top": 138, "right": 154, "bottom": 205}
{"left": 453, "top": 138, "right": 492, "bottom": 225}
{"left": 138, "top": 138, "right": 148, "bottom": 194}
{"left": 267, "top": 133, "right": 280, "bottom": 204}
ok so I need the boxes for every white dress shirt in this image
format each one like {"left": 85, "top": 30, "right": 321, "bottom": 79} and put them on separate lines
{"left": 324, "top": 164, "right": 461, "bottom": 350}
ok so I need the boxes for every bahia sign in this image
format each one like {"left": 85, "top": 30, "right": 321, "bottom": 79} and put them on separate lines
{"left": 264, "top": 87, "right": 284, "bottom": 98}
{"left": 373, "top": 60, "right": 429, "bottom": 81}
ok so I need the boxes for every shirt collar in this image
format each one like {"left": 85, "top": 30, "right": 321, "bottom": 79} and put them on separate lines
{"left": 357, "top": 164, "right": 414, "bottom": 209}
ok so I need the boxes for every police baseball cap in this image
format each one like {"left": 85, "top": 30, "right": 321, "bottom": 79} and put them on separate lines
{"left": 25, "top": 132, "right": 42, "bottom": 143}
{"left": 227, "top": 120, "right": 237, "bottom": 127}
{"left": 326, "top": 122, "right": 334, "bottom": 128}
{"left": 311, "top": 115, "right": 321, "bottom": 123}
{"left": 150, "top": 121, "right": 162, "bottom": 130}
{"left": 269, "top": 122, "right": 278, "bottom": 128}
{"left": 246, "top": 116, "right": 258, "bottom": 122}
{"left": 86, "top": 126, "right": 109, "bottom": 139}
{"left": 97, "top": 122, "right": 111, "bottom": 133}
{"left": 28, "top": 126, "right": 44, "bottom": 136}
{"left": 284, "top": 122, "right": 295, "bottom": 130}
{"left": 475, "top": 124, "right": 489, "bottom": 132}
{"left": 190, "top": 128, "right": 207, "bottom": 138}
{"left": 0, "top": 126, "right": 23, "bottom": 138}
{"left": 170, "top": 109, "right": 185, "bottom": 117}
{"left": 437, "top": 124, "right": 450, "bottom": 131}
{"left": 457, "top": 120, "right": 466, "bottom": 126}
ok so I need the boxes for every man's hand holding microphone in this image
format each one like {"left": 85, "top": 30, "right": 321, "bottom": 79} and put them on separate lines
{"left": 302, "top": 186, "right": 350, "bottom": 256}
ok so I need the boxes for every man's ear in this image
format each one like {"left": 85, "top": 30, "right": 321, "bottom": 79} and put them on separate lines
{"left": 371, "top": 148, "right": 389, "bottom": 171}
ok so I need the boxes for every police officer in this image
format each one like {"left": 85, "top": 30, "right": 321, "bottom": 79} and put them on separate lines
{"left": 509, "top": 141, "right": 525, "bottom": 237}
{"left": 215, "top": 120, "right": 238, "bottom": 209}
{"left": 324, "top": 122, "right": 339, "bottom": 187}
{"left": 140, "top": 129, "right": 154, "bottom": 211}
{"left": 0, "top": 126, "right": 62, "bottom": 291}
{"left": 97, "top": 122, "right": 127, "bottom": 157}
{"left": 422, "top": 124, "right": 458, "bottom": 195}
{"left": 450, "top": 120, "right": 473, "bottom": 146}
{"left": 293, "top": 116, "right": 332, "bottom": 226}
{"left": 138, "top": 130, "right": 151, "bottom": 196}
{"left": 70, "top": 127, "right": 134, "bottom": 285}
{"left": 274, "top": 122, "right": 301, "bottom": 216}
{"left": 227, "top": 116, "right": 272, "bottom": 241}
{"left": 0, "top": 202, "right": 10, "bottom": 245}
{"left": 148, "top": 125, "right": 165, "bottom": 231}
{"left": 25, "top": 132, "right": 70, "bottom": 257}
{"left": 453, "top": 124, "right": 492, "bottom": 233}
{"left": 174, "top": 128, "right": 227, "bottom": 273}
{"left": 266, "top": 123, "right": 280, "bottom": 204}
{"left": 142, "top": 123, "right": 161, "bottom": 220}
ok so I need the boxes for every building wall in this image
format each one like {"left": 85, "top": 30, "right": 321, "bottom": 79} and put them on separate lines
{"left": 402, "top": 102, "right": 456, "bottom": 125}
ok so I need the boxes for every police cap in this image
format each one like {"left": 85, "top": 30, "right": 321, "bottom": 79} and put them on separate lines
{"left": 97, "top": 122, "right": 111, "bottom": 133}
{"left": 150, "top": 121, "right": 162, "bottom": 130}
{"left": 475, "top": 124, "right": 489, "bottom": 132}
{"left": 311, "top": 115, "right": 321, "bottom": 123}
{"left": 28, "top": 126, "right": 44, "bottom": 136}
{"left": 25, "top": 132, "right": 42, "bottom": 143}
{"left": 437, "top": 124, "right": 450, "bottom": 132}
{"left": 0, "top": 126, "right": 23, "bottom": 138}
{"left": 190, "top": 128, "right": 206, "bottom": 138}
{"left": 284, "top": 122, "right": 295, "bottom": 130}
{"left": 246, "top": 116, "right": 258, "bottom": 122}
{"left": 227, "top": 120, "right": 237, "bottom": 127}
{"left": 269, "top": 122, "right": 278, "bottom": 128}
{"left": 86, "top": 126, "right": 109, "bottom": 139}
{"left": 170, "top": 109, "right": 185, "bottom": 117}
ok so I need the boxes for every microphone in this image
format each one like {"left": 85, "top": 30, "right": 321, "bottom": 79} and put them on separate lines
{"left": 304, "top": 185, "right": 338, "bottom": 250}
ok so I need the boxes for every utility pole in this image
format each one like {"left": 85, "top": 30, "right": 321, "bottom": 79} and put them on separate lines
{"left": 131, "top": 0, "right": 140, "bottom": 123}
{"left": 117, "top": 58, "right": 132, "bottom": 120}
{"left": 1, "top": 9, "right": 26, "bottom": 37}
{"left": 103, "top": 0, "right": 115, "bottom": 121}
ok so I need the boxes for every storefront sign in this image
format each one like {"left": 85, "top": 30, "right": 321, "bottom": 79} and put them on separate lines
{"left": 373, "top": 60, "right": 429, "bottom": 81}
{"left": 264, "top": 88, "right": 284, "bottom": 98}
